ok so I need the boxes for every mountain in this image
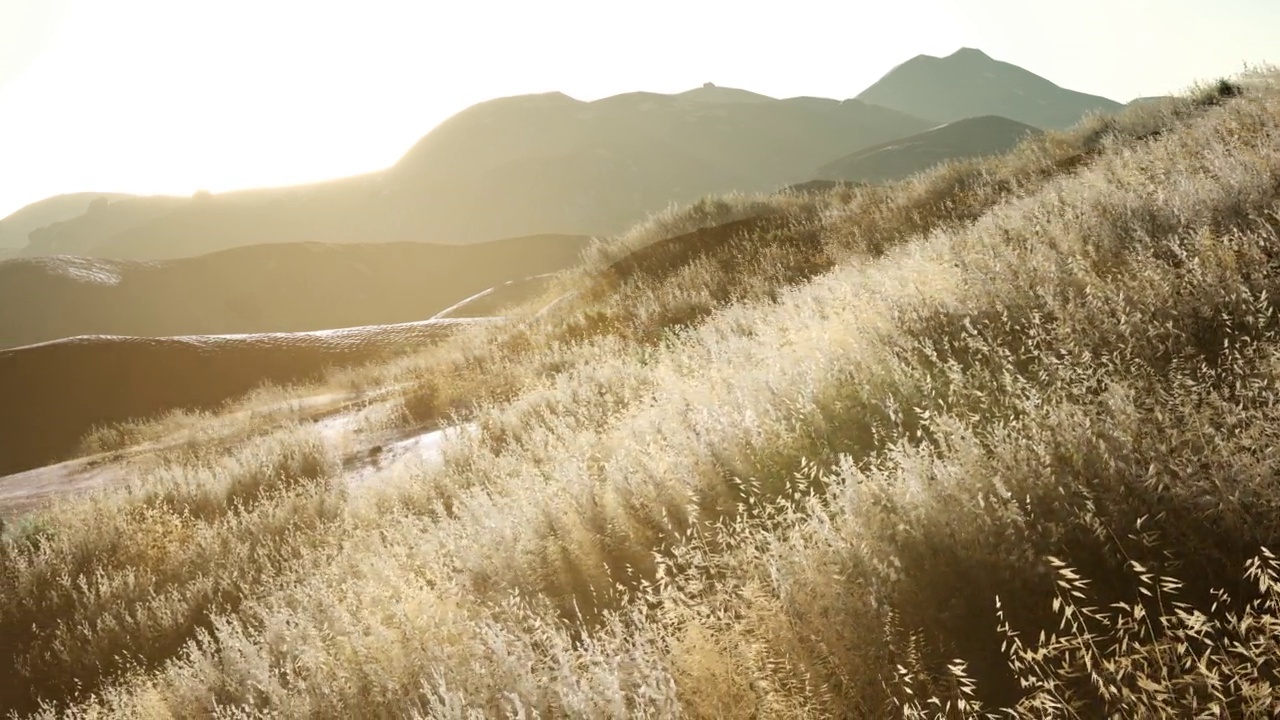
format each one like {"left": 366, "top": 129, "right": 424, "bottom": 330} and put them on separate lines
{"left": 0, "top": 192, "right": 136, "bottom": 249}
{"left": 815, "top": 115, "right": 1043, "bottom": 183}
{"left": 22, "top": 194, "right": 189, "bottom": 256}
{"left": 0, "top": 233, "right": 589, "bottom": 350}
{"left": 11, "top": 50, "right": 1126, "bottom": 261}
{"left": 15, "top": 90, "right": 935, "bottom": 260}
{"left": 856, "top": 47, "right": 1123, "bottom": 129}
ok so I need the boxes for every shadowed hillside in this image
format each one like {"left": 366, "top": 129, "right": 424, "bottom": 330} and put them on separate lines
{"left": 13, "top": 88, "right": 935, "bottom": 260}
{"left": 0, "top": 318, "right": 491, "bottom": 478}
{"left": 857, "top": 47, "right": 1123, "bottom": 128}
{"left": 816, "top": 115, "right": 1043, "bottom": 183}
{"left": 0, "top": 192, "right": 135, "bottom": 249}
{"left": 0, "top": 234, "right": 590, "bottom": 349}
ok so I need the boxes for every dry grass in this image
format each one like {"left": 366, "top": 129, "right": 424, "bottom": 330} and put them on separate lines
{"left": 3, "top": 73, "right": 1280, "bottom": 718}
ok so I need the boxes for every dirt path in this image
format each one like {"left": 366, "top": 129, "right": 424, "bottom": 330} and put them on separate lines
{"left": 0, "top": 389, "right": 365, "bottom": 520}
{"left": 0, "top": 272, "right": 557, "bottom": 521}
{"left": 0, "top": 388, "right": 474, "bottom": 522}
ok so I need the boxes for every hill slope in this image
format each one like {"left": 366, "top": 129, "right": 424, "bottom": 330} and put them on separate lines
{"left": 0, "top": 76, "right": 1274, "bottom": 718}
{"left": 0, "top": 233, "right": 589, "bottom": 349}
{"left": 857, "top": 47, "right": 1123, "bottom": 129}
{"left": 0, "top": 318, "right": 490, "bottom": 478}
{"left": 816, "top": 115, "right": 1043, "bottom": 182}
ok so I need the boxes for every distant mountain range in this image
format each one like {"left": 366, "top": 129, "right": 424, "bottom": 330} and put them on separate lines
{"left": 3, "top": 47, "right": 1132, "bottom": 261}
{"left": 9, "top": 92, "right": 932, "bottom": 260}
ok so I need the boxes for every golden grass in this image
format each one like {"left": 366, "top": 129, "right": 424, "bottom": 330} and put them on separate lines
{"left": 3, "top": 73, "right": 1280, "bottom": 717}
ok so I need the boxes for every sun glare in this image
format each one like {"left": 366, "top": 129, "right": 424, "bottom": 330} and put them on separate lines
{"left": 0, "top": 0, "right": 1273, "bottom": 218}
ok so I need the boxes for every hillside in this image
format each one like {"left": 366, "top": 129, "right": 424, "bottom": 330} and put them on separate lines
{"left": 14, "top": 89, "right": 934, "bottom": 260}
{"left": 857, "top": 47, "right": 1123, "bottom": 128}
{"left": 1130, "top": 95, "right": 1176, "bottom": 106}
{"left": 0, "top": 318, "right": 493, "bottom": 478}
{"left": 0, "top": 72, "right": 1275, "bottom": 719}
{"left": 816, "top": 115, "right": 1043, "bottom": 183}
{"left": 0, "top": 233, "right": 590, "bottom": 349}
{"left": 0, "top": 192, "right": 135, "bottom": 249}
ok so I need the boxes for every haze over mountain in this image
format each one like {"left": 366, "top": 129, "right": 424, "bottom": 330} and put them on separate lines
{"left": 3, "top": 49, "right": 1139, "bottom": 263}
{"left": 816, "top": 115, "right": 1043, "bottom": 183}
{"left": 0, "top": 234, "right": 589, "bottom": 350}
{"left": 857, "top": 47, "right": 1124, "bottom": 129}
{"left": 19, "top": 194, "right": 187, "bottom": 256}
{"left": 0, "top": 192, "right": 134, "bottom": 249}
{"left": 11, "top": 87, "right": 935, "bottom": 260}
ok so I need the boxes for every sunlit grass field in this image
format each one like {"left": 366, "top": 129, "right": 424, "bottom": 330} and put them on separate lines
{"left": 3, "top": 72, "right": 1280, "bottom": 718}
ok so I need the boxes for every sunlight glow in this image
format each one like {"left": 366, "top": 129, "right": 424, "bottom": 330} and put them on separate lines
{"left": 0, "top": 0, "right": 1274, "bottom": 218}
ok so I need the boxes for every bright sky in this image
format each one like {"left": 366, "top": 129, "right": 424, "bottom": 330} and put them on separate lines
{"left": 1, "top": 0, "right": 1276, "bottom": 218}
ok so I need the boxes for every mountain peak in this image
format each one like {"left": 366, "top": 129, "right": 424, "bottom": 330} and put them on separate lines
{"left": 947, "top": 47, "right": 993, "bottom": 61}
{"left": 676, "top": 84, "right": 776, "bottom": 103}
{"left": 857, "top": 48, "right": 1123, "bottom": 130}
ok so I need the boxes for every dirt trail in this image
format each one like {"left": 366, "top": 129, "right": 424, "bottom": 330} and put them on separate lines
{"left": 0, "top": 390, "right": 353, "bottom": 519}
{"left": 0, "top": 365, "right": 480, "bottom": 522}
{"left": 0, "top": 271, "right": 563, "bottom": 521}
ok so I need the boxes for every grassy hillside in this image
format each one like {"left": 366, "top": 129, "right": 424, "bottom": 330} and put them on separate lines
{"left": 0, "top": 317, "right": 495, "bottom": 479}
{"left": 2, "top": 72, "right": 1279, "bottom": 718}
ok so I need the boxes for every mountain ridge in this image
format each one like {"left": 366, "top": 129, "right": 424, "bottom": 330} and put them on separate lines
{"left": 9, "top": 48, "right": 1125, "bottom": 261}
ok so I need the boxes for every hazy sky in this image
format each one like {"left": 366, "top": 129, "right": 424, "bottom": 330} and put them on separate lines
{"left": 0, "top": 0, "right": 1276, "bottom": 219}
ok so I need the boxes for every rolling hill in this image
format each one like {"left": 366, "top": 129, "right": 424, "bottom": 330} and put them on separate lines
{"left": 0, "top": 318, "right": 490, "bottom": 478}
{"left": 815, "top": 115, "right": 1043, "bottom": 183}
{"left": 0, "top": 233, "right": 590, "bottom": 350}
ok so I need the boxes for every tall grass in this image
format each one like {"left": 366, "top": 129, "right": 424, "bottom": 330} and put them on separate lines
{"left": 2, "top": 72, "right": 1278, "bottom": 718}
